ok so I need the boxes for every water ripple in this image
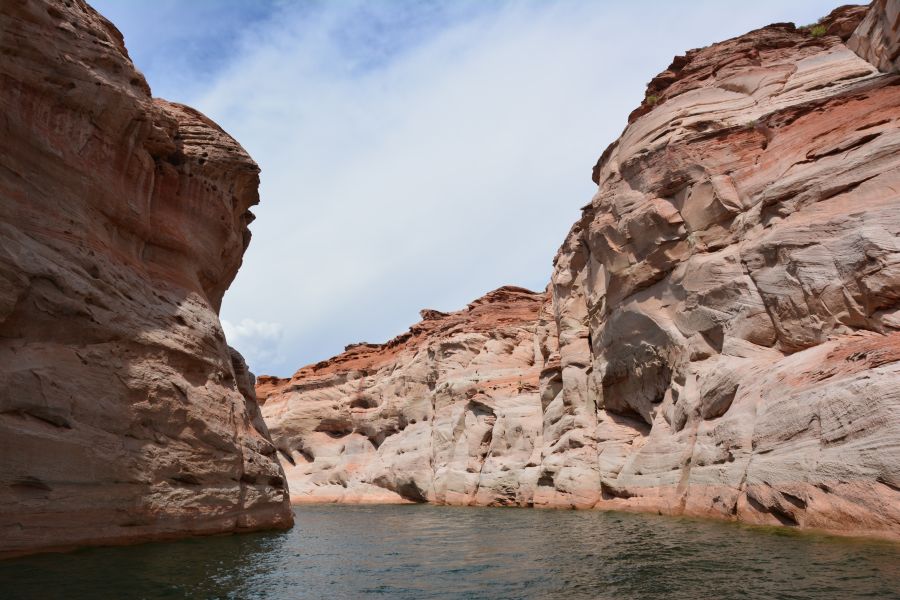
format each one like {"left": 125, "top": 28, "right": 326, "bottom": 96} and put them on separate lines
{"left": 1, "top": 505, "right": 899, "bottom": 599}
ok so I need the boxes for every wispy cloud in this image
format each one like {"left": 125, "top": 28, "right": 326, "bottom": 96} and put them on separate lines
{"left": 92, "top": 0, "right": 843, "bottom": 375}
{"left": 222, "top": 318, "right": 285, "bottom": 370}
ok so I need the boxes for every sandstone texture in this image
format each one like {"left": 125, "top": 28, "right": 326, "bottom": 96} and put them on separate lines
{"left": 262, "top": 2, "right": 900, "bottom": 539}
{"left": 0, "top": 0, "right": 291, "bottom": 557}
{"left": 849, "top": 0, "right": 900, "bottom": 73}
{"left": 261, "top": 287, "right": 546, "bottom": 505}
{"left": 536, "top": 1, "right": 900, "bottom": 538}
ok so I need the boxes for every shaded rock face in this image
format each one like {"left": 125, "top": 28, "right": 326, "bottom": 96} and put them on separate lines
{"left": 260, "top": 287, "right": 547, "bottom": 505}
{"left": 264, "top": 2, "right": 900, "bottom": 539}
{"left": 849, "top": 0, "right": 900, "bottom": 73}
{"left": 0, "top": 0, "right": 291, "bottom": 557}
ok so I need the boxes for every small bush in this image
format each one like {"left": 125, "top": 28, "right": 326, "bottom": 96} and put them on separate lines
{"left": 806, "top": 24, "right": 827, "bottom": 37}
{"left": 645, "top": 94, "right": 659, "bottom": 106}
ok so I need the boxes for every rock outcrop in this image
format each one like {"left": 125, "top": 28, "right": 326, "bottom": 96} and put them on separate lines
{"left": 261, "top": 287, "right": 546, "bottom": 504}
{"left": 262, "top": 1, "right": 900, "bottom": 539}
{"left": 537, "top": 2, "right": 900, "bottom": 538}
{"left": 0, "top": 0, "right": 291, "bottom": 557}
{"left": 849, "top": 0, "right": 900, "bottom": 73}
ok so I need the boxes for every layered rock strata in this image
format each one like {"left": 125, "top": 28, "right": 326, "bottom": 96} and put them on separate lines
{"left": 260, "top": 287, "right": 546, "bottom": 504}
{"left": 0, "top": 0, "right": 291, "bottom": 558}
{"left": 536, "top": 2, "right": 900, "bottom": 538}
{"left": 262, "top": 2, "right": 900, "bottom": 539}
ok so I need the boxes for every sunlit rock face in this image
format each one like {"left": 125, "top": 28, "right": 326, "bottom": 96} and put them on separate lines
{"left": 538, "top": 2, "right": 900, "bottom": 537}
{"left": 264, "top": 2, "right": 900, "bottom": 539}
{"left": 0, "top": 0, "right": 291, "bottom": 557}
{"left": 260, "top": 287, "right": 547, "bottom": 505}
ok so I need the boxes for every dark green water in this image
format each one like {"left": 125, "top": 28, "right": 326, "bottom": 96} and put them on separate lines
{"left": 2, "top": 505, "right": 898, "bottom": 599}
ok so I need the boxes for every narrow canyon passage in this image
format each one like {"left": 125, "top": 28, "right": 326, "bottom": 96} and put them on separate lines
{"left": 258, "top": 1, "right": 900, "bottom": 540}
{"left": 0, "top": 0, "right": 898, "bottom": 576}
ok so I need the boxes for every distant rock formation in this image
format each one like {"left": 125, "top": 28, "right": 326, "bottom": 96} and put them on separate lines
{"left": 260, "top": 287, "right": 546, "bottom": 504}
{"left": 0, "top": 0, "right": 291, "bottom": 557}
{"left": 262, "top": 1, "right": 900, "bottom": 539}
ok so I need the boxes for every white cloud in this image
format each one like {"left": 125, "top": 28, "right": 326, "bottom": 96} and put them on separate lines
{"left": 99, "top": 0, "right": 844, "bottom": 376}
{"left": 222, "top": 318, "right": 285, "bottom": 371}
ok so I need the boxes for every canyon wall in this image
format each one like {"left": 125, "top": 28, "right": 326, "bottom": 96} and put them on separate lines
{"left": 259, "top": 287, "right": 547, "bottom": 505}
{"left": 261, "top": 2, "right": 900, "bottom": 539}
{"left": 0, "top": 0, "right": 291, "bottom": 557}
{"left": 535, "top": 1, "right": 900, "bottom": 537}
{"left": 848, "top": 0, "right": 900, "bottom": 73}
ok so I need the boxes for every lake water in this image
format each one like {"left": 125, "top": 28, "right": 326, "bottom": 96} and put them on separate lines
{"left": 2, "top": 505, "right": 898, "bottom": 599}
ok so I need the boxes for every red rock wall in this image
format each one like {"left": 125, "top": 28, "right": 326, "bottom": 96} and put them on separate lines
{"left": 0, "top": 0, "right": 291, "bottom": 557}
{"left": 263, "top": 2, "right": 900, "bottom": 539}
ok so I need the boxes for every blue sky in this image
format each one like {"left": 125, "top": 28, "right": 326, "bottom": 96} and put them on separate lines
{"left": 91, "top": 0, "right": 844, "bottom": 376}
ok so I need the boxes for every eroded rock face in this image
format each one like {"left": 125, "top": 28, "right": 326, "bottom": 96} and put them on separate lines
{"left": 539, "top": 3, "right": 900, "bottom": 537}
{"left": 261, "top": 287, "right": 547, "bottom": 505}
{"left": 849, "top": 0, "right": 900, "bottom": 73}
{"left": 0, "top": 0, "right": 291, "bottom": 557}
{"left": 264, "top": 2, "right": 900, "bottom": 539}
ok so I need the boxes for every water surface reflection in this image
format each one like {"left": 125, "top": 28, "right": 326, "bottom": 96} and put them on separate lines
{"left": 2, "top": 505, "right": 898, "bottom": 599}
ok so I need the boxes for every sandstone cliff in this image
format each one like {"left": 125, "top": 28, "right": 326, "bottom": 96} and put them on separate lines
{"left": 535, "top": 0, "right": 900, "bottom": 538}
{"left": 0, "top": 0, "right": 291, "bottom": 557}
{"left": 261, "top": 1, "right": 900, "bottom": 539}
{"left": 260, "top": 287, "right": 546, "bottom": 504}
